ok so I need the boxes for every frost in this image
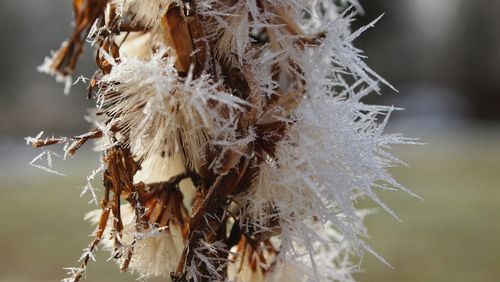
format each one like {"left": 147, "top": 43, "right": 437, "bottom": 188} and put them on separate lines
{"left": 28, "top": 149, "right": 65, "bottom": 176}
{"left": 229, "top": 3, "right": 418, "bottom": 278}
{"left": 38, "top": 52, "right": 73, "bottom": 95}
{"left": 35, "top": 1, "right": 417, "bottom": 281}
{"left": 25, "top": 131, "right": 45, "bottom": 147}
{"left": 85, "top": 205, "right": 185, "bottom": 278}
{"left": 78, "top": 247, "right": 96, "bottom": 263}
{"left": 61, "top": 267, "right": 85, "bottom": 282}
{"left": 190, "top": 240, "right": 232, "bottom": 282}
{"left": 99, "top": 50, "right": 250, "bottom": 169}
{"left": 73, "top": 75, "right": 89, "bottom": 86}
{"left": 80, "top": 161, "right": 105, "bottom": 206}
{"left": 113, "top": 0, "right": 169, "bottom": 28}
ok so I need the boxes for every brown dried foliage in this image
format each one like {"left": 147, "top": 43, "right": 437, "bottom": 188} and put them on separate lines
{"left": 37, "top": 0, "right": 325, "bottom": 281}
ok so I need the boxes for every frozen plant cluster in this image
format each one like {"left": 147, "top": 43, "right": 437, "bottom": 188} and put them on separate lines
{"left": 29, "top": 0, "right": 417, "bottom": 281}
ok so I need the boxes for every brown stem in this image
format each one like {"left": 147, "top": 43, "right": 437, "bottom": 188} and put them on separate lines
{"left": 173, "top": 156, "right": 252, "bottom": 281}
{"left": 29, "top": 126, "right": 118, "bottom": 156}
{"left": 71, "top": 190, "right": 112, "bottom": 282}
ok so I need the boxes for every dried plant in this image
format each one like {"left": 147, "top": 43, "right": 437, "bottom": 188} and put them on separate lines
{"left": 27, "top": 0, "right": 417, "bottom": 281}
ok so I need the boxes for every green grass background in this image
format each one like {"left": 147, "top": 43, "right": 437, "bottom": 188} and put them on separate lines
{"left": 1, "top": 133, "right": 499, "bottom": 282}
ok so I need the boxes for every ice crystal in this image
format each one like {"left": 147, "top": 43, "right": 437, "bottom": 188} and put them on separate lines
{"left": 80, "top": 161, "right": 105, "bottom": 206}
{"left": 38, "top": 51, "right": 73, "bottom": 94}
{"left": 31, "top": 1, "right": 417, "bottom": 281}
{"left": 99, "top": 51, "right": 249, "bottom": 169}
{"left": 28, "top": 149, "right": 66, "bottom": 176}
{"left": 86, "top": 205, "right": 185, "bottom": 277}
{"left": 113, "top": 0, "right": 170, "bottom": 28}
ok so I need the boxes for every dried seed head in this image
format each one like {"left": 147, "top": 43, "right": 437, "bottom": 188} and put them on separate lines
{"left": 86, "top": 205, "right": 185, "bottom": 277}
{"left": 99, "top": 51, "right": 247, "bottom": 169}
{"left": 33, "top": 1, "right": 415, "bottom": 281}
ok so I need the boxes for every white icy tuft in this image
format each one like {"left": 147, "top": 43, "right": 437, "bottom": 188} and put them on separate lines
{"left": 85, "top": 205, "right": 185, "bottom": 278}
{"left": 230, "top": 3, "right": 417, "bottom": 280}
{"left": 38, "top": 47, "right": 73, "bottom": 95}
{"left": 113, "top": 0, "right": 171, "bottom": 28}
{"left": 99, "top": 50, "right": 249, "bottom": 169}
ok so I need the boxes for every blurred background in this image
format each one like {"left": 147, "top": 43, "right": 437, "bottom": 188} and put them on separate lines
{"left": 0, "top": 0, "right": 499, "bottom": 281}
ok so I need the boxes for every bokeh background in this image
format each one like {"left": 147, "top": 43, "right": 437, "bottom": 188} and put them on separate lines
{"left": 1, "top": 0, "right": 499, "bottom": 281}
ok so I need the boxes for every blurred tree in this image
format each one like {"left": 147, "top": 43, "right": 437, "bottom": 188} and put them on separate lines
{"left": 354, "top": 0, "right": 500, "bottom": 121}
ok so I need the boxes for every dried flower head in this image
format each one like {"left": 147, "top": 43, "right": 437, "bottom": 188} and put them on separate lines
{"left": 28, "top": 0, "right": 417, "bottom": 281}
